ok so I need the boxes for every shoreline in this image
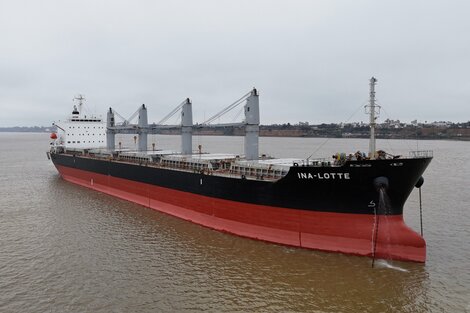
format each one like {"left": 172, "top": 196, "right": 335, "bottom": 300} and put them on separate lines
{"left": 1, "top": 129, "right": 469, "bottom": 141}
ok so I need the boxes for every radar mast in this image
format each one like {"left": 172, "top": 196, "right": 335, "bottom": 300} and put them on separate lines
{"left": 73, "top": 94, "right": 86, "bottom": 115}
{"left": 364, "top": 77, "right": 380, "bottom": 159}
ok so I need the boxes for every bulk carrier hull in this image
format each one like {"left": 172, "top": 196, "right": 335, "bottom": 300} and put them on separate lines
{"left": 51, "top": 152, "right": 431, "bottom": 262}
{"left": 50, "top": 81, "right": 433, "bottom": 263}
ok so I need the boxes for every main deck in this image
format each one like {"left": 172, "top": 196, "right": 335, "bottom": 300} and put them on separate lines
{"left": 48, "top": 147, "right": 433, "bottom": 183}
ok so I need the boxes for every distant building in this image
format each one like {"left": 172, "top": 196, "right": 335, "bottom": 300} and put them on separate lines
{"left": 431, "top": 121, "right": 452, "bottom": 128}
{"left": 382, "top": 118, "right": 403, "bottom": 129}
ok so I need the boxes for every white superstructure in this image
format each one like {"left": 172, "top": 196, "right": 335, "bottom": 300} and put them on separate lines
{"left": 53, "top": 95, "right": 106, "bottom": 149}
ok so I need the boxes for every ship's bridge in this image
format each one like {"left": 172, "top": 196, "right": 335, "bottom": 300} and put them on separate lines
{"left": 53, "top": 95, "right": 106, "bottom": 150}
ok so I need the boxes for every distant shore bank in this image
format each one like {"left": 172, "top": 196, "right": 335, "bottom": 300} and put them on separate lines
{"left": 2, "top": 124, "right": 469, "bottom": 141}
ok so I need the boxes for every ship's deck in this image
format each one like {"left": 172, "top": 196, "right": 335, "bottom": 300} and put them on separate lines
{"left": 59, "top": 148, "right": 299, "bottom": 181}
{"left": 52, "top": 147, "right": 433, "bottom": 182}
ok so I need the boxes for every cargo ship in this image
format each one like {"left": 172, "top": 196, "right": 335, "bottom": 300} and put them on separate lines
{"left": 48, "top": 78, "right": 432, "bottom": 262}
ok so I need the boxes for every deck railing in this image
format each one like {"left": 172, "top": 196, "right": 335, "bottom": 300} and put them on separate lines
{"left": 409, "top": 150, "right": 434, "bottom": 158}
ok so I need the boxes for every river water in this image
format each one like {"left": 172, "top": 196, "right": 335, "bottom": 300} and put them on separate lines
{"left": 0, "top": 133, "right": 469, "bottom": 312}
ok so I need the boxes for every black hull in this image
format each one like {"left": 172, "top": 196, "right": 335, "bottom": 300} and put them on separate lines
{"left": 51, "top": 153, "right": 431, "bottom": 215}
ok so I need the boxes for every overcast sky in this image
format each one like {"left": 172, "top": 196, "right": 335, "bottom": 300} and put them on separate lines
{"left": 1, "top": 0, "right": 469, "bottom": 127}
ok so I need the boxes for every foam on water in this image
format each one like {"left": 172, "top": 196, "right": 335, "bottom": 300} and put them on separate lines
{"left": 374, "top": 259, "right": 409, "bottom": 272}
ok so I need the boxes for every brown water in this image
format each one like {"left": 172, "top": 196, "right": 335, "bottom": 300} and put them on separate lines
{"left": 0, "top": 133, "right": 469, "bottom": 312}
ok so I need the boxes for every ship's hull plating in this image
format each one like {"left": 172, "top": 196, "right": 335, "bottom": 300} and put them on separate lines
{"left": 51, "top": 153, "right": 431, "bottom": 262}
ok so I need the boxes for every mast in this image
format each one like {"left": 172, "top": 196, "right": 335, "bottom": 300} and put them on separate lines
{"left": 106, "top": 108, "right": 115, "bottom": 151}
{"left": 365, "top": 77, "right": 380, "bottom": 159}
{"left": 181, "top": 98, "right": 193, "bottom": 155}
{"left": 244, "top": 88, "right": 260, "bottom": 161}
{"left": 138, "top": 104, "right": 148, "bottom": 151}
{"left": 74, "top": 94, "right": 85, "bottom": 114}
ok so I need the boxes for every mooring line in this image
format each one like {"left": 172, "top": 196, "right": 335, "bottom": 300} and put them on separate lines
{"left": 371, "top": 198, "right": 380, "bottom": 268}
{"left": 419, "top": 187, "right": 423, "bottom": 236}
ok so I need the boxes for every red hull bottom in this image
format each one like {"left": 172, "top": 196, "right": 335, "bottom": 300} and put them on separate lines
{"left": 55, "top": 165, "right": 426, "bottom": 262}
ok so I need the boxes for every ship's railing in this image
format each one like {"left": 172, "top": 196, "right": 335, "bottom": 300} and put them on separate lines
{"left": 408, "top": 150, "right": 433, "bottom": 158}
{"left": 306, "top": 158, "right": 332, "bottom": 167}
{"left": 229, "top": 164, "right": 289, "bottom": 180}
{"left": 159, "top": 158, "right": 210, "bottom": 172}
{"left": 118, "top": 154, "right": 152, "bottom": 163}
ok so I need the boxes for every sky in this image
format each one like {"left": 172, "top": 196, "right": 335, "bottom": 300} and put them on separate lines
{"left": 0, "top": 0, "right": 469, "bottom": 127}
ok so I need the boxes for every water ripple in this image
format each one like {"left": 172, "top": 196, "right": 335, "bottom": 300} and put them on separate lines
{"left": 0, "top": 134, "right": 469, "bottom": 312}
